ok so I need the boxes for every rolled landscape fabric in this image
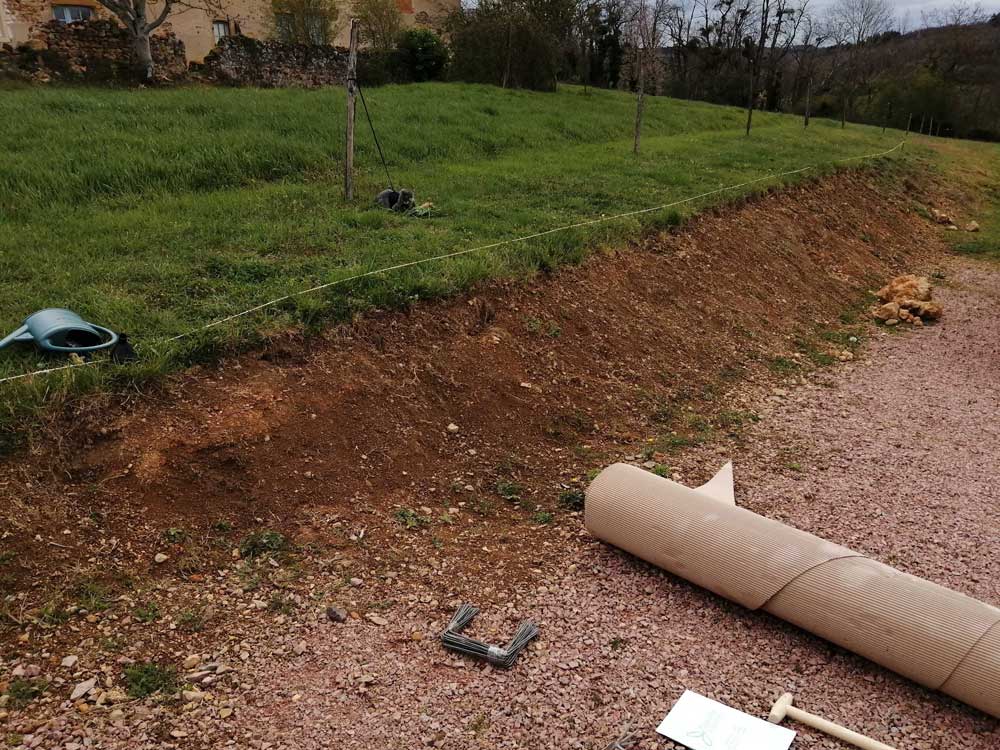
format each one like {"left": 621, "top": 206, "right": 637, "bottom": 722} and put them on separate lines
{"left": 585, "top": 463, "right": 1000, "bottom": 718}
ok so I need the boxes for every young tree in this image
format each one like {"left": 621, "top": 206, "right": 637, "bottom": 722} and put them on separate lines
{"left": 626, "top": 0, "right": 670, "bottom": 155}
{"left": 354, "top": 0, "right": 403, "bottom": 52}
{"left": 94, "top": 0, "right": 219, "bottom": 81}
{"left": 789, "top": 12, "right": 826, "bottom": 127}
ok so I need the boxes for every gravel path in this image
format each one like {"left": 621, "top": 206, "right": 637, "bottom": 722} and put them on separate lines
{"left": 59, "top": 259, "right": 998, "bottom": 750}
{"left": 197, "top": 259, "right": 999, "bottom": 750}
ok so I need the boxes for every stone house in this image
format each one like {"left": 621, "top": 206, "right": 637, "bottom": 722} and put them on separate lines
{"left": 0, "top": 0, "right": 453, "bottom": 62}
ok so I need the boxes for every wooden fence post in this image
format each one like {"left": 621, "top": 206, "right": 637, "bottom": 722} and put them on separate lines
{"left": 344, "top": 18, "right": 360, "bottom": 201}
{"left": 905, "top": 113, "right": 912, "bottom": 136}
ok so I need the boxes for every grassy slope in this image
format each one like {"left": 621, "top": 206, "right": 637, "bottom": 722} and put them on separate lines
{"left": 0, "top": 81, "right": 955, "bottom": 432}
{"left": 924, "top": 138, "right": 1000, "bottom": 261}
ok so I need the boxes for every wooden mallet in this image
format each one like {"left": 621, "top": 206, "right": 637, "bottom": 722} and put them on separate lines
{"left": 767, "top": 693, "right": 898, "bottom": 750}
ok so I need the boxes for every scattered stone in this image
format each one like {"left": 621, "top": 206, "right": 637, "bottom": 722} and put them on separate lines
{"left": 902, "top": 298, "right": 943, "bottom": 321}
{"left": 109, "top": 708, "right": 125, "bottom": 722}
{"left": 965, "top": 221, "right": 980, "bottom": 232}
{"left": 446, "top": 423, "right": 460, "bottom": 434}
{"left": 885, "top": 318, "right": 899, "bottom": 326}
{"left": 182, "top": 655, "right": 201, "bottom": 670}
{"left": 366, "top": 613, "right": 390, "bottom": 626}
{"left": 70, "top": 677, "right": 97, "bottom": 701}
{"left": 182, "top": 690, "right": 205, "bottom": 703}
{"left": 877, "top": 274, "right": 931, "bottom": 304}
{"left": 349, "top": 577, "right": 363, "bottom": 587}
{"left": 326, "top": 606, "right": 348, "bottom": 623}
{"left": 873, "top": 301, "right": 899, "bottom": 321}
{"left": 153, "top": 553, "right": 169, "bottom": 564}
{"left": 293, "top": 640, "right": 308, "bottom": 656}
{"left": 61, "top": 655, "right": 79, "bottom": 669}
{"left": 930, "top": 207, "right": 953, "bottom": 225}
{"left": 219, "top": 707, "right": 233, "bottom": 719}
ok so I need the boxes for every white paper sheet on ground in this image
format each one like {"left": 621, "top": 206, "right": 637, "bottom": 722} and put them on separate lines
{"left": 656, "top": 690, "right": 796, "bottom": 750}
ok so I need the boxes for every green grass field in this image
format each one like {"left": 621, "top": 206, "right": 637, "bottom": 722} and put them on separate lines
{"left": 0, "top": 81, "right": 989, "bottom": 437}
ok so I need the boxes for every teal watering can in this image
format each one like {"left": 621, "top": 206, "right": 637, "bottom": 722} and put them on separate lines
{"left": 0, "top": 309, "right": 118, "bottom": 354}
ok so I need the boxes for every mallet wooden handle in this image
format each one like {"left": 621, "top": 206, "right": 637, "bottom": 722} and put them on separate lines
{"left": 768, "top": 693, "right": 897, "bottom": 750}
{"left": 785, "top": 704, "right": 897, "bottom": 750}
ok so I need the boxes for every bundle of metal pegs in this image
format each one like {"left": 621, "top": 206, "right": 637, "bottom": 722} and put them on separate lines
{"left": 440, "top": 603, "right": 539, "bottom": 669}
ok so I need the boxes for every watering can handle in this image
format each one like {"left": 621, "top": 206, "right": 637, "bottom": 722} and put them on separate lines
{"left": 0, "top": 325, "right": 29, "bottom": 351}
{"left": 42, "top": 325, "right": 119, "bottom": 353}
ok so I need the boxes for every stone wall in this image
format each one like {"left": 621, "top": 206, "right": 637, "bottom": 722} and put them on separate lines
{"left": 198, "top": 34, "right": 346, "bottom": 87}
{"left": 2, "top": 19, "right": 186, "bottom": 82}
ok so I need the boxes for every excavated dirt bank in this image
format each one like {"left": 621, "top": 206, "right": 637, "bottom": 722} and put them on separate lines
{"left": 1, "top": 170, "right": 933, "bottom": 606}
{"left": 5, "top": 167, "right": 993, "bottom": 748}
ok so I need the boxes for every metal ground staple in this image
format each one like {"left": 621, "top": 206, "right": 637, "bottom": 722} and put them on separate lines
{"left": 440, "top": 603, "right": 539, "bottom": 668}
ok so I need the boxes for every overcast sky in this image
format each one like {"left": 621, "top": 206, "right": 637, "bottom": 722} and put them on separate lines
{"left": 809, "top": 0, "right": 1000, "bottom": 28}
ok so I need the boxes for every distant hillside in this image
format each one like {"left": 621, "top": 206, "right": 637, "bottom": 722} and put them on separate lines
{"left": 808, "top": 20, "right": 1000, "bottom": 139}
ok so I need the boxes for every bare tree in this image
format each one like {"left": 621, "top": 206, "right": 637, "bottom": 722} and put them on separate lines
{"left": 272, "top": 0, "right": 343, "bottom": 44}
{"left": 744, "top": 0, "right": 801, "bottom": 135}
{"left": 626, "top": 0, "right": 670, "bottom": 155}
{"left": 94, "top": 0, "right": 219, "bottom": 81}
{"left": 661, "top": 0, "right": 697, "bottom": 98}
{"left": 825, "top": 0, "right": 893, "bottom": 45}
{"left": 790, "top": 11, "right": 824, "bottom": 126}
{"left": 823, "top": 0, "right": 893, "bottom": 127}
{"left": 353, "top": 0, "right": 402, "bottom": 52}
{"left": 921, "top": 1, "right": 988, "bottom": 28}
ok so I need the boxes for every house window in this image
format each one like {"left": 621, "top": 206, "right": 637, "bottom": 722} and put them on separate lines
{"left": 212, "top": 19, "right": 230, "bottom": 44}
{"left": 52, "top": 5, "right": 93, "bottom": 23}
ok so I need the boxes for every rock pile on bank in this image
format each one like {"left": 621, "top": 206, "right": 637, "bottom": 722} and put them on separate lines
{"left": 872, "top": 274, "right": 943, "bottom": 326}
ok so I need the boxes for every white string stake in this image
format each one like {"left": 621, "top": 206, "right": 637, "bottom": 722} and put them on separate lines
{"left": 0, "top": 140, "right": 904, "bottom": 386}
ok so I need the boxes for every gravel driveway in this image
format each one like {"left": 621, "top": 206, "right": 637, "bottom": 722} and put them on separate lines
{"left": 50, "top": 257, "right": 998, "bottom": 750}
{"left": 169, "top": 257, "right": 993, "bottom": 750}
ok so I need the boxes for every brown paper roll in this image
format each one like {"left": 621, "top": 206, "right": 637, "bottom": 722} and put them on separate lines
{"left": 585, "top": 463, "right": 1000, "bottom": 717}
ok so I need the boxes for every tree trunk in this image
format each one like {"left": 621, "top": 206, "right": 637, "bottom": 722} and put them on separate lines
{"left": 745, "top": 68, "right": 756, "bottom": 136}
{"left": 502, "top": 22, "right": 512, "bottom": 89}
{"left": 132, "top": 29, "right": 154, "bottom": 82}
{"left": 803, "top": 77, "right": 811, "bottom": 128}
{"left": 633, "top": 50, "right": 645, "bottom": 156}
{"left": 840, "top": 95, "right": 847, "bottom": 129}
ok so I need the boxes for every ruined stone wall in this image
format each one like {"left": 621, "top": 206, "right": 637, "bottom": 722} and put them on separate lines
{"left": 197, "top": 34, "right": 346, "bottom": 87}
{"left": 1, "top": 0, "right": 458, "bottom": 62}
{"left": 2, "top": 18, "right": 186, "bottom": 81}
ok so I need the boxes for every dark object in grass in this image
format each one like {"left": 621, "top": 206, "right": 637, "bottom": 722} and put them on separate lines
{"left": 441, "top": 603, "right": 539, "bottom": 668}
{"left": 111, "top": 332, "right": 138, "bottom": 364}
{"left": 375, "top": 188, "right": 415, "bottom": 213}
